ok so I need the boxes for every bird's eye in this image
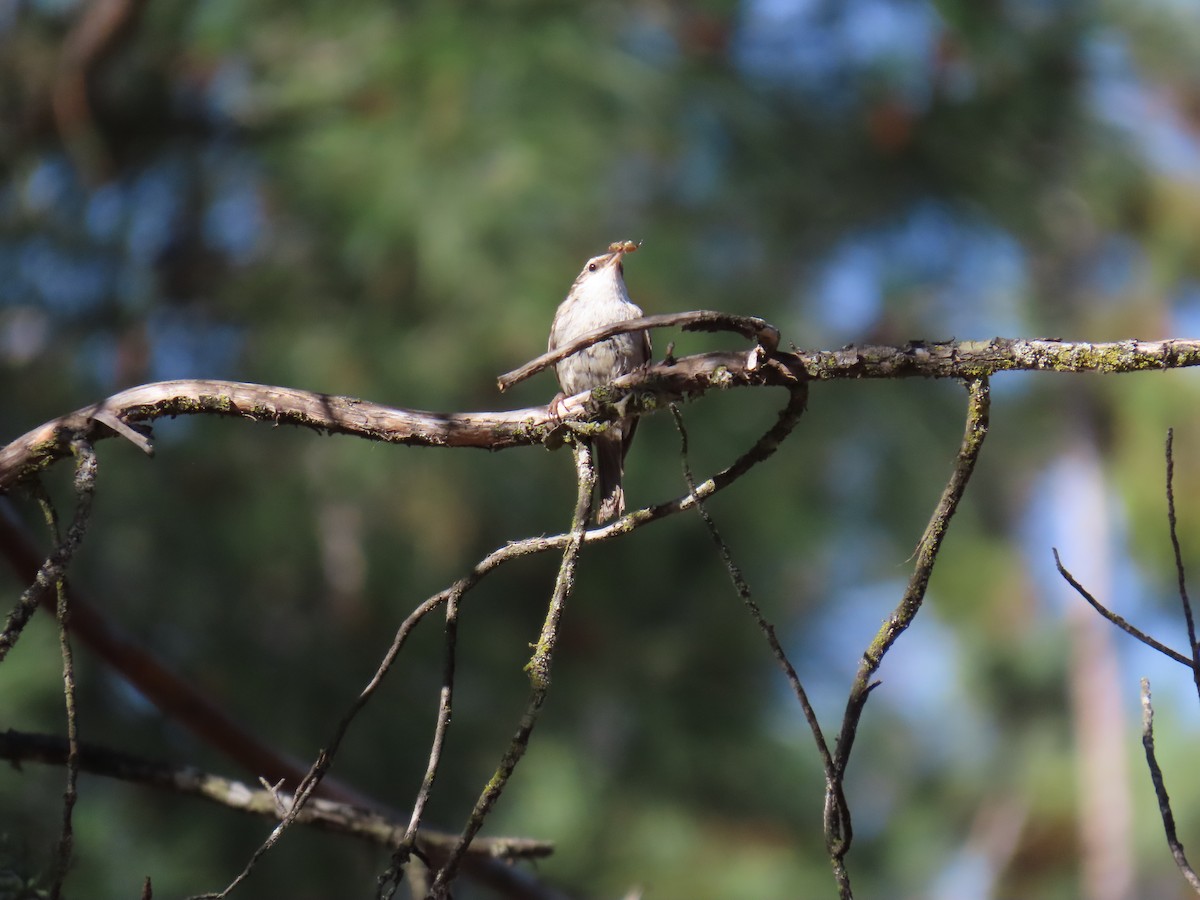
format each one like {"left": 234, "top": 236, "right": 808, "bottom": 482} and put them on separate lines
{"left": 588, "top": 262, "right": 597, "bottom": 272}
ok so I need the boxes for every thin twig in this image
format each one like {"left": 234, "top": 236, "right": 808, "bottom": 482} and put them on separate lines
{"left": 192, "top": 591, "right": 451, "bottom": 899}
{"left": 379, "top": 594, "right": 462, "bottom": 899}
{"left": 409, "top": 592, "right": 461, "bottom": 842}
{"left": 1140, "top": 679, "right": 1200, "bottom": 894}
{"left": 669, "top": 400, "right": 834, "bottom": 775}
{"left": 826, "top": 376, "right": 991, "bottom": 896}
{"left": 426, "top": 442, "right": 596, "bottom": 899}
{"left": 48, "top": 443, "right": 94, "bottom": 900}
{"left": 14, "top": 440, "right": 98, "bottom": 900}
{"left": 0, "top": 498, "right": 368, "bottom": 807}
{"left": 0, "top": 443, "right": 98, "bottom": 665}
{"left": 1054, "top": 549, "right": 1193, "bottom": 668}
{"left": 497, "top": 310, "right": 780, "bottom": 390}
{"left": 1165, "top": 430, "right": 1200, "bottom": 699}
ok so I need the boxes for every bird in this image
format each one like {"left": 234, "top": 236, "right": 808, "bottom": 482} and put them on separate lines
{"left": 548, "top": 241, "right": 651, "bottom": 523}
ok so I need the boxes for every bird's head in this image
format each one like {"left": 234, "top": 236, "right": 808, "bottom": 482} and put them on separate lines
{"left": 570, "top": 240, "right": 639, "bottom": 297}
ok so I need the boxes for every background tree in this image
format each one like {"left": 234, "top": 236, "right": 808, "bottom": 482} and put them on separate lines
{"left": 3, "top": 1, "right": 1200, "bottom": 897}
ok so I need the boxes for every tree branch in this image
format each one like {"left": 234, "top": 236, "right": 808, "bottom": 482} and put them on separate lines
{"left": 7, "top": 336, "right": 1200, "bottom": 495}
{"left": 826, "top": 376, "right": 991, "bottom": 895}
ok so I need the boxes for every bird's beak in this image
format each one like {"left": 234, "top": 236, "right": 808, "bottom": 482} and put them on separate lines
{"left": 605, "top": 240, "right": 640, "bottom": 268}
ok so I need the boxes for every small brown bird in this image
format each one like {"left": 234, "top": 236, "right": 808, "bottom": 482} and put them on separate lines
{"left": 549, "top": 242, "right": 651, "bottom": 522}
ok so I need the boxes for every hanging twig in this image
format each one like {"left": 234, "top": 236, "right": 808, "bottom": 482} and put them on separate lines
{"left": 0, "top": 442, "right": 98, "bottom": 664}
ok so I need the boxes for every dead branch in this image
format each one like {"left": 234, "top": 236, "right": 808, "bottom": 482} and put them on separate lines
{"left": 0, "top": 349, "right": 797, "bottom": 493}
{"left": 425, "top": 443, "right": 596, "bottom": 898}
{"left": 669, "top": 395, "right": 834, "bottom": 799}
{"left": 1061, "top": 431, "right": 1200, "bottom": 896}
{"left": 7, "top": 336, "right": 1200, "bottom": 497}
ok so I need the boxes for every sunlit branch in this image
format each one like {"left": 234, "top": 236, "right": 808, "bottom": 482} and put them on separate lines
{"left": 826, "top": 376, "right": 991, "bottom": 897}
{"left": 6, "top": 336, "right": 1200, "bottom": 494}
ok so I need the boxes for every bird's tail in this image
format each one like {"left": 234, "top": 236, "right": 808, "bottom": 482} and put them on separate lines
{"left": 594, "top": 431, "right": 626, "bottom": 523}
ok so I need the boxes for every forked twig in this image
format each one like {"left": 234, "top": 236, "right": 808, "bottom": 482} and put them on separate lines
{"left": 10, "top": 438, "right": 99, "bottom": 900}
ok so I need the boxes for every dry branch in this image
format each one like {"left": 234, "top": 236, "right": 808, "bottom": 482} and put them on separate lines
{"left": 6, "top": 336, "right": 1200, "bottom": 495}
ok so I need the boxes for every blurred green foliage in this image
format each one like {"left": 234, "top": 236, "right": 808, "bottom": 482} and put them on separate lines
{"left": 4, "top": 0, "right": 1200, "bottom": 897}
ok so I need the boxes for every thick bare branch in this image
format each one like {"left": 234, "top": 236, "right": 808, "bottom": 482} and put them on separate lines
{"left": 0, "top": 351, "right": 797, "bottom": 492}
{"left": 7, "top": 336, "right": 1200, "bottom": 495}
{"left": 804, "top": 336, "right": 1200, "bottom": 379}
